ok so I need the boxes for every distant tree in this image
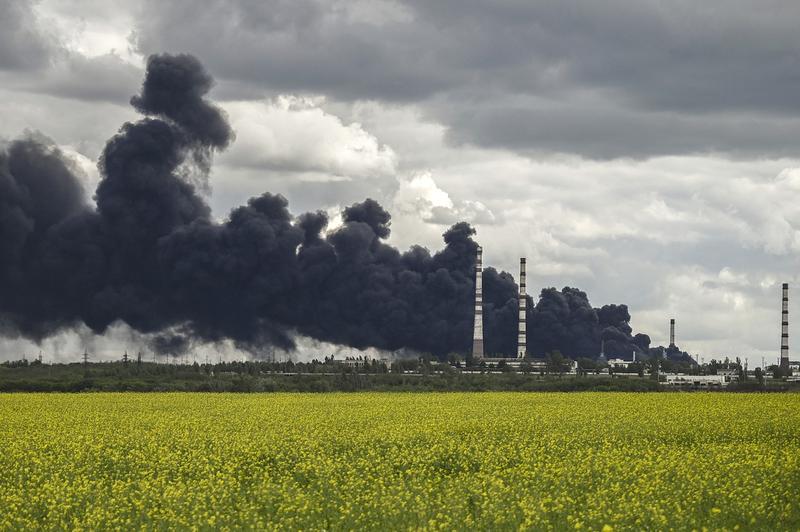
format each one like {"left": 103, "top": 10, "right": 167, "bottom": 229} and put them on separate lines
{"left": 546, "top": 351, "right": 566, "bottom": 376}
{"left": 391, "top": 358, "right": 420, "bottom": 373}
{"left": 646, "top": 354, "right": 661, "bottom": 380}
{"left": 447, "top": 353, "right": 461, "bottom": 367}
{"left": 735, "top": 357, "right": 746, "bottom": 381}
{"left": 577, "top": 357, "right": 597, "bottom": 375}
{"left": 754, "top": 367, "right": 765, "bottom": 387}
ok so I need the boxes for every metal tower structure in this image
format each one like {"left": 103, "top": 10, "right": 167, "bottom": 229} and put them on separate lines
{"left": 669, "top": 318, "right": 676, "bottom": 348}
{"left": 781, "top": 283, "right": 789, "bottom": 370}
{"left": 517, "top": 257, "right": 527, "bottom": 359}
{"left": 471, "top": 246, "right": 484, "bottom": 360}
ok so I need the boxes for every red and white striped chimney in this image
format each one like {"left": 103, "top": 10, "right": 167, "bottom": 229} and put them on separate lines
{"left": 517, "top": 257, "right": 526, "bottom": 359}
{"left": 471, "top": 246, "right": 484, "bottom": 360}
{"left": 669, "top": 318, "right": 676, "bottom": 348}
{"left": 781, "top": 283, "right": 789, "bottom": 370}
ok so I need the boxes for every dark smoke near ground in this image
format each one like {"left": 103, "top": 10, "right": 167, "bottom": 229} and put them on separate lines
{"left": 0, "top": 53, "right": 654, "bottom": 360}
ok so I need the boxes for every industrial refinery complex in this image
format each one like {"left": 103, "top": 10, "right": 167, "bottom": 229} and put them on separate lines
{"left": 4, "top": 245, "right": 800, "bottom": 391}
{"left": 465, "top": 246, "right": 800, "bottom": 386}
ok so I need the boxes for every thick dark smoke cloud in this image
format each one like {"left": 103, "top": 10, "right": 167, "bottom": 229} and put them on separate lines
{"left": 130, "top": 53, "right": 233, "bottom": 149}
{"left": 524, "top": 289, "right": 648, "bottom": 359}
{"left": 0, "top": 53, "right": 652, "bottom": 360}
{"left": 148, "top": 333, "right": 193, "bottom": 358}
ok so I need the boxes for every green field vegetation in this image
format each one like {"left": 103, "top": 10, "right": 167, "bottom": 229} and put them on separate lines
{"left": 4, "top": 360, "right": 797, "bottom": 393}
{"left": 0, "top": 361, "right": 666, "bottom": 392}
{"left": 1, "top": 393, "right": 798, "bottom": 530}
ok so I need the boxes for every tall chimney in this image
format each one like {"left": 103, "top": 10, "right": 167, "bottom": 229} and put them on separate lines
{"left": 471, "top": 246, "right": 484, "bottom": 360}
{"left": 669, "top": 318, "right": 676, "bottom": 348}
{"left": 781, "top": 283, "right": 789, "bottom": 370}
{"left": 517, "top": 257, "right": 527, "bottom": 359}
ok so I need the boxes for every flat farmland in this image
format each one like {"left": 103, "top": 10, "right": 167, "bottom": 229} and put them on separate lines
{"left": 1, "top": 392, "right": 798, "bottom": 530}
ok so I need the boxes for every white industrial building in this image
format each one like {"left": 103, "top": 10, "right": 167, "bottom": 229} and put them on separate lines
{"left": 607, "top": 358, "right": 634, "bottom": 369}
{"left": 662, "top": 374, "right": 729, "bottom": 387}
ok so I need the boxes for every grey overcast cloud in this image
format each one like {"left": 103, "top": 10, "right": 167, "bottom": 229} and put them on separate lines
{"left": 2, "top": 0, "right": 800, "bottom": 365}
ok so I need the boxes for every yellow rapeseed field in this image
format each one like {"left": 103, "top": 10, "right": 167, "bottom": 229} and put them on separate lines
{"left": 0, "top": 392, "right": 798, "bottom": 530}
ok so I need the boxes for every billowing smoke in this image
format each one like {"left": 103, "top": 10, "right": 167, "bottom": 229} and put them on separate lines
{"left": 522, "top": 289, "right": 650, "bottom": 359}
{"left": 0, "top": 53, "right": 650, "bottom": 360}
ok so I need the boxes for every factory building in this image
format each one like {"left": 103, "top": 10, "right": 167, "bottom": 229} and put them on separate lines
{"left": 662, "top": 374, "right": 729, "bottom": 387}
{"left": 607, "top": 357, "right": 634, "bottom": 369}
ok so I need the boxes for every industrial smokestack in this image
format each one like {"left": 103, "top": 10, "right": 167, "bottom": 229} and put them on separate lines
{"left": 669, "top": 318, "right": 676, "bottom": 348}
{"left": 781, "top": 283, "right": 789, "bottom": 370}
{"left": 517, "top": 257, "right": 527, "bottom": 359}
{"left": 471, "top": 246, "right": 484, "bottom": 360}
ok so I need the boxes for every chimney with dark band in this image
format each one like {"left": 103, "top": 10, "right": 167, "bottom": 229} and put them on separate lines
{"left": 781, "top": 283, "right": 789, "bottom": 370}
{"left": 471, "top": 246, "right": 484, "bottom": 360}
{"left": 669, "top": 318, "right": 676, "bottom": 348}
{"left": 517, "top": 258, "right": 526, "bottom": 359}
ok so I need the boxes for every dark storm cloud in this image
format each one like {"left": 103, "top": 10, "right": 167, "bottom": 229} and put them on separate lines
{"left": 134, "top": 0, "right": 456, "bottom": 101}
{"left": 439, "top": 95, "right": 800, "bottom": 159}
{"left": 34, "top": 54, "right": 143, "bottom": 105}
{"left": 0, "top": 0, "right": 56, "bottom": 71}
{"left": 132, "top": 0, "right": 800, "bottom": 159}
{"left": 0, "top": 53, "right": 649, "bottom": 359}
{"left": 0, "top": 2, "right": 142, "bottom": 106}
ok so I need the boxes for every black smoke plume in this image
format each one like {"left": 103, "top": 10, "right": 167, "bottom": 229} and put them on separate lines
{"left": 0, "top": 53, "right": 650, "bottom": 360}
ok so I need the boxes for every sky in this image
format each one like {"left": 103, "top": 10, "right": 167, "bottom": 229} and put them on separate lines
{"left": 2, "top": 0, "right": 800, "bottom": 365}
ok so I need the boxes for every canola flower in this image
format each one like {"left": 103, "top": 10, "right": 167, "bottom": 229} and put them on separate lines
{"left": 0, "top": 392, "right": 798, "bottom": 530}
